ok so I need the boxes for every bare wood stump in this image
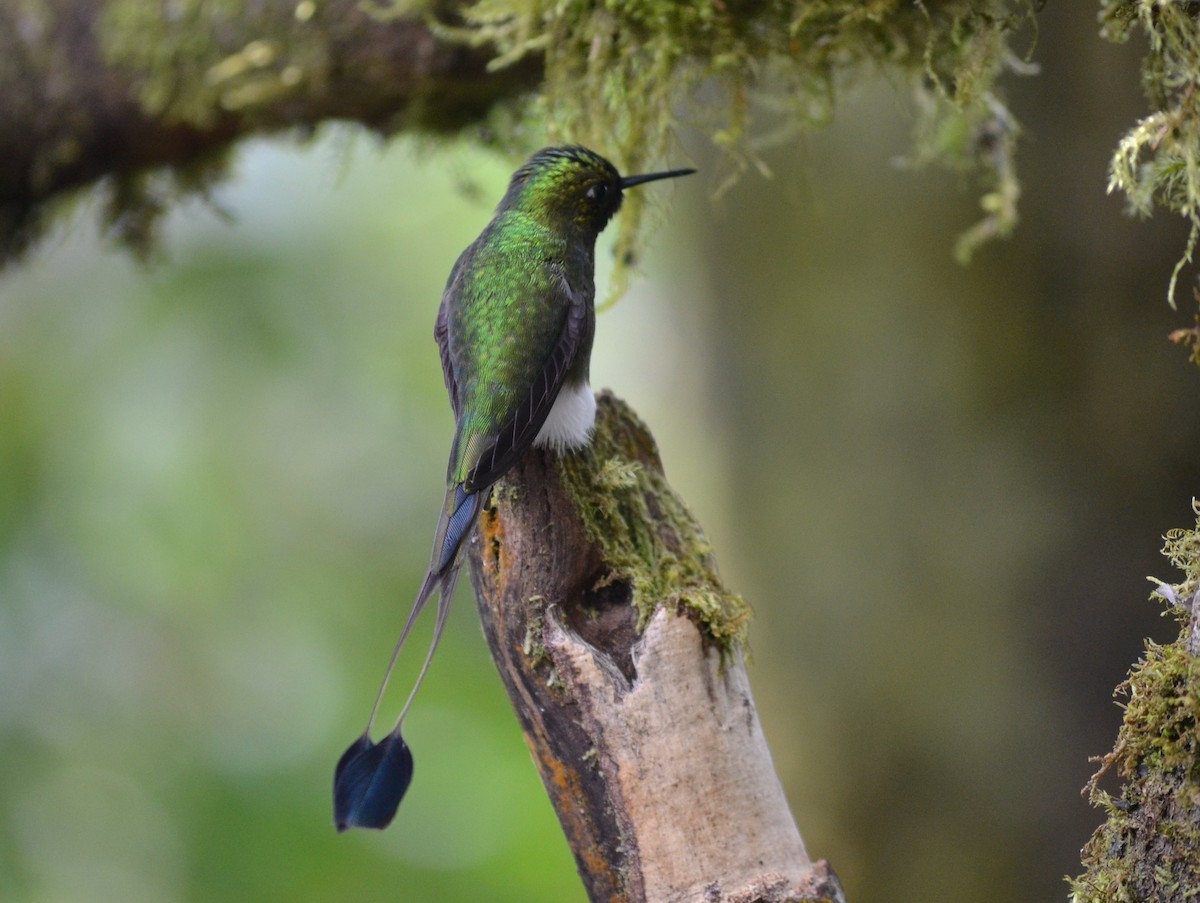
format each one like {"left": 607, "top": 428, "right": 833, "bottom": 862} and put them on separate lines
{"left": 466, "top": 391, "right": 845, "bottom": 903}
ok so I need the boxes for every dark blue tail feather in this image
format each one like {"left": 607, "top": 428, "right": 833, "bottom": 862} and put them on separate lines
{"left": 333, "top": 731, "right": 414, "bottom": 831}
{"left": 436, "top": 484, "right": 483, "bottom": 574}
{"left": 333, "top": 482, "right": 483, "bottom": 832}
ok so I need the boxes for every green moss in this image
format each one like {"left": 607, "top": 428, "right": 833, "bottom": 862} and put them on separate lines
{"left": 88, "top": 0, "right": 332, "bottom": 257}
{"left": 44, "top": 1, "right": 1041, "bottom": 275}
{"left": 1069, "top": 499, "right": 1200, "bottom": 901}
{"left": 1161, "top": 498, "right": 1200, "bottom": 601}
{"left": 98, "top": 0, "right": 329, "bottom": 127}
{"left": 556, "top": 393, "right": 750, "bottom": 656}
{"left": 437, "top": 0, "right": 1039, "bottom": 299}
{"left": 100, "top": 0, "right": 240, "bottom": 126}
{"left": 1101, "top": 1, "right": 1200, "bottom": 311}
{"left": 22, "top": 1, "right": 1040, "bottom": 271}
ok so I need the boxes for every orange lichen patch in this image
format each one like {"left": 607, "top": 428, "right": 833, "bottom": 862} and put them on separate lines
{"left": 477, "top": 504, "right": 507, "bottom": 578}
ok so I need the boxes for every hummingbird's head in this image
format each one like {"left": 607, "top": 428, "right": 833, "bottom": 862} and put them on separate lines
{"left": 501, "top": 146, "right": 694, "bottom": 235}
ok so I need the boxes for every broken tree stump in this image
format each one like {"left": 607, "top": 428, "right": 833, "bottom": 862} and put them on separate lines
{"left": 466, "top": 391, "right": 845, "bottom": 903}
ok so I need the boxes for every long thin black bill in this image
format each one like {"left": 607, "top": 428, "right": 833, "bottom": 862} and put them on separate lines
{"left": 620, "top": 167, "right": 696, "bottom": 189}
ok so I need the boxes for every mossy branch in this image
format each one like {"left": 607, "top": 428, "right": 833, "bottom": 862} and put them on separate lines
{"left": 1070, "top": 499, "right": 1200, "bottom": 901}
{"left": 0, "top": 0, "right": 540, "bottom": 264}
{"left": 3, "top": 0, "right": 1038, "bottom": 283}
{"left": 465, "top": 392, "right": 844, "bottom": 903}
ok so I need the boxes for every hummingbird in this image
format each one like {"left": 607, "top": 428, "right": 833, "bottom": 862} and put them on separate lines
{"left": 333, "top": 146, "right": 695, "bottom": 832}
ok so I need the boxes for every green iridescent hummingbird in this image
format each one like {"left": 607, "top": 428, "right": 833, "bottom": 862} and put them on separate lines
{"left": 333, "top": 146, "right": 695, "bottom": 831}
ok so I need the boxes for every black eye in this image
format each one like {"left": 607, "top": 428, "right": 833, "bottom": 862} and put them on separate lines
{"left": 586, "top": 183, "right": 610, "bottom": 203}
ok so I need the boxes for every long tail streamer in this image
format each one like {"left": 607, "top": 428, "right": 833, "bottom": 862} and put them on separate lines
{"left": 333, "top": 486, "right": 483, "bottom": 832}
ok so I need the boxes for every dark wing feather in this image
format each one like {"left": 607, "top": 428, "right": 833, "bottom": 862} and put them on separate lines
{"left": 434, "top": 296, "right": 460, "bottom": 417}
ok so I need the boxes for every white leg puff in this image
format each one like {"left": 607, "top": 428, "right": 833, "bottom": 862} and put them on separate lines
{"left": 534, "top": 382, "right": 596, "bottom": 451}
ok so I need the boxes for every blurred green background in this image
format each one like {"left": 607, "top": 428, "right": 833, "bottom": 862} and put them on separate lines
{"left": 3, "top": 6, "right": 1199, "bottom": 902}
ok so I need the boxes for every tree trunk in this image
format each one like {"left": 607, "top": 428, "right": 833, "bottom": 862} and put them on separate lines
{"left": 465, "top": 392, "right": 845, "bottom": 903}
{"left": 1070, "top": 562, "right": 1200, "bottom": 902}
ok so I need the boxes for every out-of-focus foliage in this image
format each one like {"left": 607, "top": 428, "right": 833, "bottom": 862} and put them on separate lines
{"left": 0, "top": 133, "right": 727, "bottom": 903}
{"left": 0, "top": 143, "right": 586, "bottom": 903}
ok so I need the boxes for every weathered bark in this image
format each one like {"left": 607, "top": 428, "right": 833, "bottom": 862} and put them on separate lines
{"left": 0, "top": 0, "right": 538, "bottom": 261}
{"left": 466, "top": 392, "right": 845, "bottom": 903}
